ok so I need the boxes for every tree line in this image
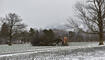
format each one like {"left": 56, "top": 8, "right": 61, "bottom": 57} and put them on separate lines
{"left": 0, "top": 13, "right": 69, "bottom": 46}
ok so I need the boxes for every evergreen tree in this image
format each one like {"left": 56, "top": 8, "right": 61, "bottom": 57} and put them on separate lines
{"left": 43, "top": 29, "right": 55, "bottom": 45}
{"left": 1, "top": 23, "right": 9, "bottom": 38}
{"left": 0, "top": 23, "right": 9, "bottom": 44}
{"left": 29, "top": 28, "right": 36, "bottom": 37}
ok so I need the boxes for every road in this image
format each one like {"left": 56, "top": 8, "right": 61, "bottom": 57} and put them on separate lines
{"left": 0, "top": 46, "right": 105, "bottom": 60}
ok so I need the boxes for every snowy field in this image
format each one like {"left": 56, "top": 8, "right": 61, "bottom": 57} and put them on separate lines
{"left": 0, "top": 42, "right": 105, "bottom": 60}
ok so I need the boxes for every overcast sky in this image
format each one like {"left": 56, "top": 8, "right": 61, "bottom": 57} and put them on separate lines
{"left": 0, "top": 0, "right": 84, "bottom": 29}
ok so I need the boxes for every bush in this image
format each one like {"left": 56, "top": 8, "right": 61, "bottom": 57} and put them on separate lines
{"left": 30, "top": 29, "right": 69, "bottom": 46}
{"left": 31, "top": 29, "right": 58, "bottom": 46}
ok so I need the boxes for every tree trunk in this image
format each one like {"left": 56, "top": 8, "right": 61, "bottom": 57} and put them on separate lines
{"left": 99, "top": 26, "right": 104, "bottom": 45}
{"left": 8, "top": 34, "right": 12, "bottom": 46}
{"left": 8, "top": 27, "right": 12, "bottom": 46}
{"left": 99, "top": 20, "right": 104, "bottom": 45}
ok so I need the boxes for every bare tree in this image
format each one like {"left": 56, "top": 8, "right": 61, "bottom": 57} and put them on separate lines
{"left": 3, "top": 13, "right": 26, "bottom": 45}
{"left": 67, "top": 0, "right": 105, "bottom": 45}
{"left": 66, "top": 17, "right": 83, "bottom": 32}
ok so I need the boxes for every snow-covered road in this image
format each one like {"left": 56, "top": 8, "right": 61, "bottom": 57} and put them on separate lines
{"left": 0, "top": 42, "right": 105, "bottom": 60}
{"left": 0, "top": 46, "right": 105, "bottom": 60}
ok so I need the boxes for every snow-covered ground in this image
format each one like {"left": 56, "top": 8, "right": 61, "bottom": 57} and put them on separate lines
{"left": 0, "top": 42, "right": 100, "bottom": 54}
{"left": 0, "top": 42, "right": 105, "bottom": 60}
